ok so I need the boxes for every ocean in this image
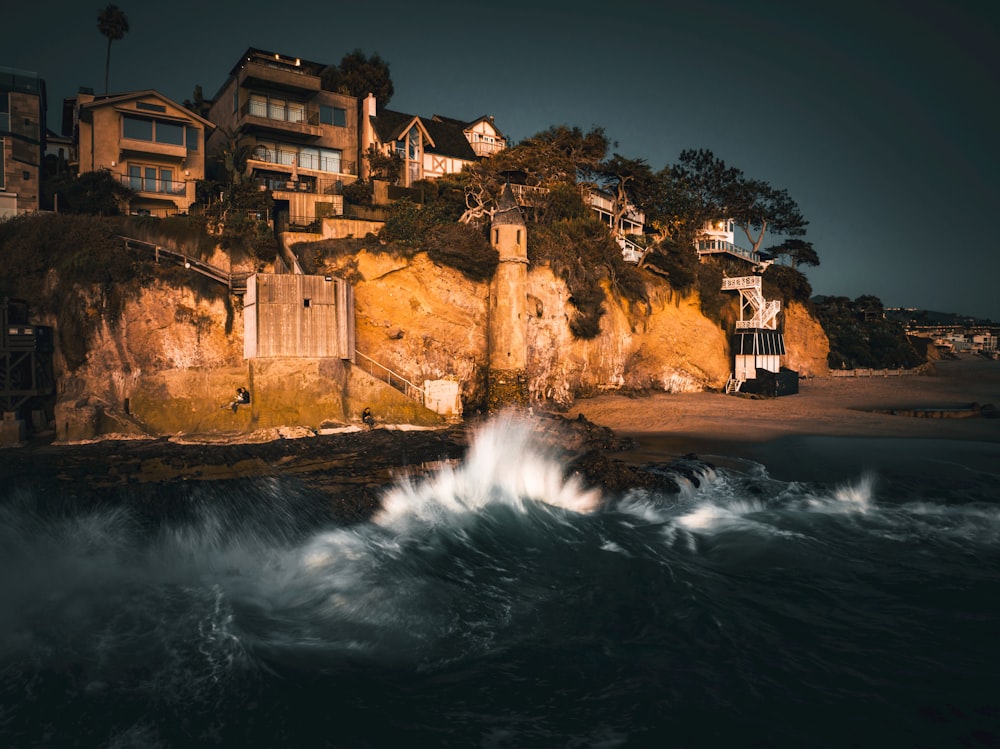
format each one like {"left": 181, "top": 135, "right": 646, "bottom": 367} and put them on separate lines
{"left": 1, "top": 416, "right": 998, "bottom": 748}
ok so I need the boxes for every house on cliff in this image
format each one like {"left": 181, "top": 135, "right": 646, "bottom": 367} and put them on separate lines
{"left": 64, "top": 89, "right": 213, "bottom": 217}
{"left": 359, "top": 93, "right": 507, "bottom": 186}
{"left": 205, "top": 48, "right": 360, "bottom": 232}
{"left": 0, "top": 65, "right": 46, "bottom": 218}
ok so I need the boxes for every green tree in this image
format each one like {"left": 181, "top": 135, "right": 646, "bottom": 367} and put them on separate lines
{"left": 322, "top": 50, "right": 394, "bottom": 105}
{"left": 48, "top": 169, "right": 134, "bottom": 215}
{"left": 598, "top": 154, "right": 657, "bottom": 237}
{"left": 664, "top": 148, "right": 810, "bottom": 257}
{"left": 182, "top": 84, "right": 212, "bottom": 118}
{"left": 765, "top": 238, "right": 819, "bottom": 269}
{"left": 97, "top": 4, "right": 129, "bottom": 95}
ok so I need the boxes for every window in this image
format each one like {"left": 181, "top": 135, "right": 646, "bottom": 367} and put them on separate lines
{"left": 155, "top": 121, "right": 184, "bottom": 146}
{"left": 123, "top": 115, "right": 153, "bottom": 141}
{"left": 319, "top": 148, "right": 341, "bottom": 173}
{"left": 320, "top": 105, "right": 346, "bottom": 127}
{"left": 123, "top": 115, "right": 192, "bottom": 147}
{"left": 299, "top": 147, "right": 319, "bottom": 170}
{"left": 136, "top": 101, "right": 166, "bottom": 113}
{"left": 0, "top": 94, "right": 8, "bottom": 132}
{"left": 128, "top": 163, "right": 175, "bottom": 193}
{"left": 186, "top": 126, "right": 199, "bottom": 152}
{"left": 0, "top": 137, "right": 5, "bottom": 189}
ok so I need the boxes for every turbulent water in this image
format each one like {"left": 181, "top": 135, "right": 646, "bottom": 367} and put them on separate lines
{"left": 2, "top": 417, "right": 999, "bottom": 748}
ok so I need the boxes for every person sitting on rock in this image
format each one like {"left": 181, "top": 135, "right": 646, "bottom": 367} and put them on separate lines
{"left": 224, "top": 387, "right": 251, "bottom": 412}
{"left": 362, "top": 407, "right": 375, "bottom": 429}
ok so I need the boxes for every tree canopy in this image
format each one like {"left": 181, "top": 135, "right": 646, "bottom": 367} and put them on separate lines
{"left": 321, "top": 50, "right": 394, "bottom": 106}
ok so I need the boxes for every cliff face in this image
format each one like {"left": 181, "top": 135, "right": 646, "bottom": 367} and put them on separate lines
{"left": 52, "top": 250, "right": 830, "bottom": 436}
{"left": 335, "top": 251, "right": 827, "bottom": 410}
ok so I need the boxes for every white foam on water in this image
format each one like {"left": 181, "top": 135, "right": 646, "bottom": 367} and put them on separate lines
{"left": 374, "top": 413, "right": 603, "bottom": 531}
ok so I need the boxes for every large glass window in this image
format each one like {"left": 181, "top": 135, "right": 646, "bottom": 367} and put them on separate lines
{"left": 287, "top": 101, "right": 305, "bottom": 123}
{"left": 123, "top": 115, "right": 153, "bottom": 141}
{"left": 319, "top": 148, "right": 341, "bottom": 173}
{"left": 155, "top": 121, "right": 184, "bottom": 146}
{"left": 319, "top": 105, "right": 346, "bottom": 127}
{"left": 268, "top": 98, "right": 286, "bottom": 121}
{"left": 186, "top": 126, "right": 199, "bottom": 152}
{"left": 298, "top": 147, "right": 319, "bottom": 170}
{"left": 0, "top": 94, "right": 8, "bottom": 132}
{"left": 160, "top": 169, "right": 172, "bottom": 193}
{"left": 0, "top": 137, "right": 5, "bottom": 189}
{"left": 129, "top": 164, "right": 141, "bottom": 190}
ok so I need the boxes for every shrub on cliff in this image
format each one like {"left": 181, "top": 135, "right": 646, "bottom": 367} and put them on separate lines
{"left": 425, "top": 224, "right": 498, "bottom": 282}
{"left": 529, "top": 215, "right": 647, "bottom": 339}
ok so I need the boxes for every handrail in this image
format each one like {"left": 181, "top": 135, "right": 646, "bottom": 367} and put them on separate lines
{"left": 120, "top": 236, "right": 249, "bottom": 292}
{"left": 353, "top": 349, "right": 425, "bottom": 404}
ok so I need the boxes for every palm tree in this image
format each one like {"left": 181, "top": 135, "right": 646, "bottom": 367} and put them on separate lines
{"left": 97, "top": 4, "right": 129, "bottom": 95}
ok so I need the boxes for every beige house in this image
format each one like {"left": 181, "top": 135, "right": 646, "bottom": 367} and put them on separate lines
{"left": 0, "top": 65, "right": 45, "bottom": 218}
{"left": 206, "top": 48, "right": 359, "bottom": 230}
{"left": 70, "top": 90, "right": 212, "bottom": 216}
{"left": 360, "top": 94, "right": 507, "bottom": 186}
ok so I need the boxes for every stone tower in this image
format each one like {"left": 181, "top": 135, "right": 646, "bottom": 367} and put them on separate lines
{"left": 487, "top": 184, "right": 529, "bottom": 410}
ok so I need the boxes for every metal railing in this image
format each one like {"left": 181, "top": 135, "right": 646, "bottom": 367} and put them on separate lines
{"left": 354, "top": 349, "right": 425, "bottom": 404}
{"left": 121, "top": 176, "right": 186, "bottom": 195}
{"left": 242, "top": 99, "right": 319, "bottom": 126}
{"left": 698, "top": 239, "right": 761, "bottom": 264}
{"left": 120, "top": 236, "right": 249, "bottom": 293}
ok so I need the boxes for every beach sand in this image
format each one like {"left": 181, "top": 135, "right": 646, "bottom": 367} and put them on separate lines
{"left": 568, "top": 356, "right": 1000, "bottom": 482}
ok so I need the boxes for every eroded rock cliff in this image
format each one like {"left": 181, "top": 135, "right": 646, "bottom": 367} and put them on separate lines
{"left": 52, "top": 249, "right": 830, "bottom": 437}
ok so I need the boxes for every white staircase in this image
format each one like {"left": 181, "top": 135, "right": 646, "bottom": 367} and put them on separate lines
{"left": 721, "top": 276, "right": 781, "bottom": 330}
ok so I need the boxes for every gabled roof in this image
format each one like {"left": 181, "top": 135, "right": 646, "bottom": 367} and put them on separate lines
{"left": 78, "top": 90, "right": 215, "bottom": 130}
{"left": 433, "top": 113, "right": 506, "bottom": 141}
{"left": 372, "top": 108, "right": 479, "bottom": 161}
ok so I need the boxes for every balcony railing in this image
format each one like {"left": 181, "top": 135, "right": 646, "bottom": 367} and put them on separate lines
{"left": 249, "top": 148, "right": 356, "bottom": 176}
{"left": 121, "top": 175, "right": 186, "bottom": 196}
{"left": 697, "top": 238, "right": 761, "bottom": 264}
{"left": 254, "top": 176, "right": 351, "bottom": 195}
{"left": 241, "top": 99, "right": 320, "bottom": 127}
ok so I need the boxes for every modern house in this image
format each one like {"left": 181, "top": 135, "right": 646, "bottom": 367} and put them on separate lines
{"left": 206, "top": 48, "right": 359, "bottom": 230}
{"left": 0, "top": 65, "right": 46, "bottom": 218}
{"left": 66, "top": 89, "right": 213, "bottom": 216}
{"left": 360, "top": 94, "right": 506, "bottom": 186}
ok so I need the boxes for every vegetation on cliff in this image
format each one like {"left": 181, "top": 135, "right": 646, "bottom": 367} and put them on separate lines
{"left": 0, "top": 214, "right": 232, "bottom": 370}
{"left": 812, "top": 295, "right": 924, "bottom": 369}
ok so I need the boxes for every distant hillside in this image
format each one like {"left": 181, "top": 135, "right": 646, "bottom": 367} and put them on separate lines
{"left": 881, "top": 307, "right": 996, "bottom": 328}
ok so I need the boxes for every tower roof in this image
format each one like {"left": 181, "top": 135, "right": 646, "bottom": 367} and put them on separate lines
{"left": 492, "top": 183, "right": 525, "bottom": 227}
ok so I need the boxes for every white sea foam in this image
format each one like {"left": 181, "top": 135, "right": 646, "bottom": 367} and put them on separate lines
{"left": 374, "top": 413, "right": 602, "bottom": 530}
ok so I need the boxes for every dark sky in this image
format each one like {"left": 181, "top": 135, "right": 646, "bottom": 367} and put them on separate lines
{"left": 7, "top": 0, "right": 999, "bottom": 320}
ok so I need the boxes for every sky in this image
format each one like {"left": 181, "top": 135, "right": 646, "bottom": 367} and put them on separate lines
{"left": 6, "top": 0, "right": 999, "bottom": 320}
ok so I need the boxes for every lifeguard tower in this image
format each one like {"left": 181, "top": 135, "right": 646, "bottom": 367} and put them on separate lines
{"left": 721, "top": 275, "right": 798, "bottom": 397}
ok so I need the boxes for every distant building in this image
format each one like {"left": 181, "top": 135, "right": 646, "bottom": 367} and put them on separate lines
{"left": 0, "top": 65, "right": 46, "bottom": 217}
{"left": 66, "top": 89, "right": 213, "bottom": 216}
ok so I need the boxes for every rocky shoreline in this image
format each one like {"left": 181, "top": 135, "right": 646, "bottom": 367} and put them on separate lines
{"left": 0, "top": 413, "right": 698, "bottom": 526}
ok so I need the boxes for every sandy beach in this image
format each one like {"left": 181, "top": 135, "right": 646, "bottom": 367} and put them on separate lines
{"left": 568, "top": 356, "right": 1000, "bottom": 482}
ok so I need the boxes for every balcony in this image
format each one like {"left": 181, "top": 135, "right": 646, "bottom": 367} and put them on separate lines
{"left": 239, "top": 100, "right": 322, "bottom": 138}
{"left": 237, "top": 58, "right": 321, "bottom": 94}
{"left": 248, "top": 148, "right": 356, "bottom": 177}
{"left": 469, "top": 139, "right": 506, "bottom": 157}
{"left": 120, "top": 175, "right": 187, "bottom": 197}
